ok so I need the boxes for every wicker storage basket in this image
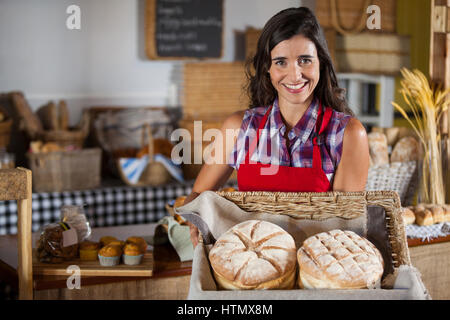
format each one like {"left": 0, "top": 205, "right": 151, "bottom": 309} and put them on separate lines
{"left": 27, "top": 148, "right": 102, "bottom": 193}
{"left": 315, "top": 0, "right": 396, "bottom": 33}
{"left": 183, "top": 62, "right": 248, "bottom": 121}
{"left": 366, "top": 161, "right": 418, "bottom": 206}
{"left": 184, "top": 190, "right": 429, "bottom": 299}
{"left": 116, "top": 124, "right": 172, "bottom": 186}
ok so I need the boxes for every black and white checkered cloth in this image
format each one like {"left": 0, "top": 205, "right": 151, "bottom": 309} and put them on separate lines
{"left": 0, "top": 180, "right": 195, "bottom": 235}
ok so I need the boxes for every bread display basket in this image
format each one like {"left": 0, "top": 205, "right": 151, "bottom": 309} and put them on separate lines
{"left": 176, "top": 190, "right": 430, "bottom": 300}
{"left": 366, "top": 161, "right": 418, "bottom": 206}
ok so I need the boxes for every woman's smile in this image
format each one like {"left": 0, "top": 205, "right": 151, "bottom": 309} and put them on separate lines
{"left": 282, "top": 81, "right": 309, "bottom": 93}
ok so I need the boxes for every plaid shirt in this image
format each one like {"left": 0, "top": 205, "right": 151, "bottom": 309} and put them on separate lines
{"left": 229, "top": 98, "right": 352, "bottom": 183}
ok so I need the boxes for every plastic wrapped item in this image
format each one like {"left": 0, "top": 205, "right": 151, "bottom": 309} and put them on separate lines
{"left": 36, "top": 205, "right": 91, "bottom": 263}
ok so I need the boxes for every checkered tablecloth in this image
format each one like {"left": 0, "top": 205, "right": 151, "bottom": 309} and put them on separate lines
{"left": 406, "top": 222, "right": 450, "bottom": 241}
{"left": 0, "top": 180, "right": 239, "bottom": 236}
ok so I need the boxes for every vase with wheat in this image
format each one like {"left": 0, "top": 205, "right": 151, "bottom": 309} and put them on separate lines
{"left": 392, "top": 68, "right": 449, "bottom": 205}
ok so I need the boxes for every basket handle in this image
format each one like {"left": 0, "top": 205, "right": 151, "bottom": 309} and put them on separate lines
{"left": 330, "top": 0, "right": 370, "bottom": 35}
{"left": 141, "top": 123, "right": 154, "bottom": 163}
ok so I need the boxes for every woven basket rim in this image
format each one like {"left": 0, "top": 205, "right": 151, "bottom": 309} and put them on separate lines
{"left": 215, "top": 190, "right": 410, "bottom": 269}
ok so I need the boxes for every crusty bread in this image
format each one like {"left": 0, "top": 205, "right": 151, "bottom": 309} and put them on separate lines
{"left": 297, "top": 230, "right": 384, "bottom": 289}
{"left": 444, "top": 205, "right": 450, "bottom": 222}
{"left": 390, "top": 136, "right": 420, "bottom": 163}
{"left": 415, "top": 209, "right": 433, "bottom": 226}
{"left": 367, "top": 132, "right": 389, "bottom": 166}
{"left": 208, "top": 220, "right": 297, "bottom": 290}
{"left": 429, "top": 205, "right": 444, "bottom": 224}
{"left": 402, "top": 207, "right": 416, "bottom": 225}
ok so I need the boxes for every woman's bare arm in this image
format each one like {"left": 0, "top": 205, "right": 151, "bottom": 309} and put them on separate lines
{"left": 332, "top": 118, "right": 370, "bottom": 192}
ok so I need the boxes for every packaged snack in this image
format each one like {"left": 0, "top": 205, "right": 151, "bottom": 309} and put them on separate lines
{"left": 36, "top": 205, "right": 91, "bottom": 263}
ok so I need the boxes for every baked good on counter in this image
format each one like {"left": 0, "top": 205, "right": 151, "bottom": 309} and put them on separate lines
{"left": 108, "top": 240, "right": 125, "bottom": 248}
{"left": 98, "top": 244, "right": 122, "bottom": 266}
{"left": 414, "top": 209, "right": 433, "bottom": 226}
{"left": 367, "top": 132, "right": 389, "bottom": 166}
{"left": 126, "top": 236, "right": 148, "bottom": 253}
{"left": 401, "top": 207, "right": 416, "bottom": 225}
{"left": 444, "top": 205, "right": 450, "bottom": 222}
{"left": 79, "top": 241, "right": 100, "bottom": 261}
{"left": 390, "top": 136, "right": 420, "bottom": 163}
{"left": 123, "top": 243, "right": 144, "bottom": 265}
{"left": 36, "top": 223, "right": 79, "bottom": 263}
{"left": 406, "top": 204, "right": 450, "bottom": 225}
{"left": 297, "top": 230, "right": 384, "bottom": 289}
{"left": 99, "top": 236, "right": 117, "bottom": 247}
{"left": 208, "top": 220, "right": 297, "bottom": 290}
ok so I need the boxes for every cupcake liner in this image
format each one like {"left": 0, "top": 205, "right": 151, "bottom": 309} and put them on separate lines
{"left": 98, "top": 254, "right": 120, "bottom": 266}
{"left": 123, "top": 254, "right": 143, "bottom": 266}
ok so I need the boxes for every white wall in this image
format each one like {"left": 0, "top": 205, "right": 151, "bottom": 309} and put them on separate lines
{"left": 0, "top": 0, "right": 313, "bottom": 125}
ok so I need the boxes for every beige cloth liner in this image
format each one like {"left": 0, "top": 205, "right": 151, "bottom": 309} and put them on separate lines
{"left": 176, "top": 191, "right": 431, "bottom": 300}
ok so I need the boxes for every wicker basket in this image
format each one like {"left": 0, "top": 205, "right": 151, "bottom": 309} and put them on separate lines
{"left": 183, "top": 62, "right": 248, "bottom": 120}
{"left": 116, "top": 124, "right": 172, "bottom": 186}
{"left": 27, "top": 148, "right": 102, "bottom": 193}
{"left": 39, "top": 111, "right": 90, "bottom": 148}
{"left": 366, "top": 161, "right": 418, "bottom": 206}
{"left": 215, "top": 190, "right": 410, "bottom": 269}
{"left": 185, "top": 190, "right": 431, "bottom": 299}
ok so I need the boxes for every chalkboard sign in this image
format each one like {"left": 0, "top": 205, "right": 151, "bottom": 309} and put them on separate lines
{"left": 146, "top": 0, "right": 224, "bottom": 59}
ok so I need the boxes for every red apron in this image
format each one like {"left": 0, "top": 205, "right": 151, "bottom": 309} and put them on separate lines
{"left": 237, "top": 102, "right": 333, "bottom": 192}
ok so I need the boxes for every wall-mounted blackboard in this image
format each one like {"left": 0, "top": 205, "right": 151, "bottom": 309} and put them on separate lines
{"left": 146, "top": 0, "right": 224, "bottom": 59}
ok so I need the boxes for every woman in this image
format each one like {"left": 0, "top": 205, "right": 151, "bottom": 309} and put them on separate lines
{"left": 184, "top": 7, "right": 369, "bottom": 246}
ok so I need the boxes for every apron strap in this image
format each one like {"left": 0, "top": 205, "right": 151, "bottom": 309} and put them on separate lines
{"left": 312, "top": 103, "right": 332, "bottom": 169}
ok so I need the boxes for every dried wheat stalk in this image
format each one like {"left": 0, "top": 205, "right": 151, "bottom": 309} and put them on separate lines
{"left": 391, "top": 68, "right": 449, "bottom": 205}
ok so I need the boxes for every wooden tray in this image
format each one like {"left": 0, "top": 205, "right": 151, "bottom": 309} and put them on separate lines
{"left": 32, "top": 250, "right": 153, "bottom": 277}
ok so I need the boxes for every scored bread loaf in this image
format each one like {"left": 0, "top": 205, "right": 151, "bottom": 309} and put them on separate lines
{"left": 390, "top": 136, "right": 420, "bottom": 163}
{"left": 402, "top": 207, "right": 416, "bottom": 225}
{"left": 414, "top": 208, "right": 434, "bottom": 226}
{"left": 208, "top": 220, "right": 297, "bottom": 290}
{"left": 367, "top": 132, "right": 389, "bottom": 166}
{"left": 297, "top": 230, "right": 384, "bottom": 289}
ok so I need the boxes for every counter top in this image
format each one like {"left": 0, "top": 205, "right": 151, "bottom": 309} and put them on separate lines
{"left": 0, "top": 223, "right": 192, "bottom": 291}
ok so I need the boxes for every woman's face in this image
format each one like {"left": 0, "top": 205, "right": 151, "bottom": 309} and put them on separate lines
{"left": 268, "top": 34, "right": 320, "bottom": 109}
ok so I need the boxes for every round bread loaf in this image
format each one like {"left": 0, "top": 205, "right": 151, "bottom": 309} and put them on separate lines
{"left": 209, "top": 220, "right": 297, "bottom": 290}
{"left": 297, "top": 229, "right": 384, "bottom": 289}
{"left": 367, "top": 132, "right": 389, "bottom": 166}
{"left": 390, "top": 136, "right": 420, "bottom": 163}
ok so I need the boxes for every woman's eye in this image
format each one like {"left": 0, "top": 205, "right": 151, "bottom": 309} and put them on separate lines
{"left": 299, "top": 58, "right": 312, "bottom": 65}
{"left": 274, "top": 60, "right": 286, "bottom": 66}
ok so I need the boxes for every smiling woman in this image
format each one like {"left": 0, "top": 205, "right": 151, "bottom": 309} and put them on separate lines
{"left": 184, "top": 7, "right": 370, "bottom": 247}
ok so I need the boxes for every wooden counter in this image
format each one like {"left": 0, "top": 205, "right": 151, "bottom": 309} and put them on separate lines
{"left": 0, "top": 224, "right": 192, "bottom": 300}
{"left": 407, "top": 236, "right": 450, "bottom": 300}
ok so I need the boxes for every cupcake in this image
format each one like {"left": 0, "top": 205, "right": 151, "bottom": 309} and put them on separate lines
{"left": 108, "top": 240, "right": 125, "bottom": 248}
{"left": 98, "top": 244, "right": 122, "bottom": 266}
{"left": 122, "top": 243, "right": 144, "bottom": 265}
{"left": 99, "top": 236, "right": 117, "bottom": 247}
{"left": 79, "top": 241, "right": 100, "bottom": 261}
{"left": 126, "top": 236, "right": 148, "bottom": 253}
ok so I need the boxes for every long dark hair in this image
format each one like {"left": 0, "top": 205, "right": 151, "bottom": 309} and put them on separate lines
{"left": 245, "top": 7, "right": 353, "bottom": 115}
